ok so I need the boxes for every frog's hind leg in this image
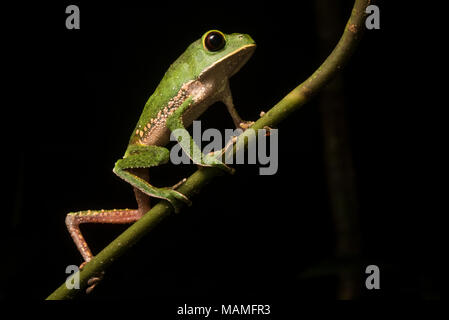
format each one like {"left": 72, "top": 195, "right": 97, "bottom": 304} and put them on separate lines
{"left": 113, "top": 145, "right": 191, "bottom": 213}
{"left": 65, "top": 169, "right": 151, "bottom": 293}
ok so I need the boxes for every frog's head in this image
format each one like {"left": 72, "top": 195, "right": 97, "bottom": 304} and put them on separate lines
{"left": 189, "top": 30, "right": 256, "bottom": 79}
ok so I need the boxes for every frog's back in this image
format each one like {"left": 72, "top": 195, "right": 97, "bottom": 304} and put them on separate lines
{"left": 127, "top": 44, "right": 200, "bottom": 146}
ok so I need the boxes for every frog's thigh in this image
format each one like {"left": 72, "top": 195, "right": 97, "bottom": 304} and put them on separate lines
{"left": 116, "top": 145, "right": 170, "bottom": 170}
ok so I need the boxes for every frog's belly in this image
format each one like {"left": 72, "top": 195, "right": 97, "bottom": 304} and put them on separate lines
{"left": 148, "top": 97, "right": 216, "bottom": 147}
{"left": 182, "top": 97, "right": 216, "bottom": 129}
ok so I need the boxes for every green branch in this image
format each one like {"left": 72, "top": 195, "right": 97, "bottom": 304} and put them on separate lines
{"left": 46, "top": 0, "right": 369, "bottom": 300}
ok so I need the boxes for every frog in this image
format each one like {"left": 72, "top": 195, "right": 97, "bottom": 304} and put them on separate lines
{"left": 65, "top": 30, "right": 256, "bottom": 293}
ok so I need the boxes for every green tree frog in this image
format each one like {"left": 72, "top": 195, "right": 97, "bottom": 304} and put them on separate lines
{"left": 65, "top": 30, "right": 256, "bottom": 292}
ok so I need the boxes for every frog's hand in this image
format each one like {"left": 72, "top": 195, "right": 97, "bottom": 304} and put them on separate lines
{"left": 166, "top": 97, "right": 235, "bottom": 174}
{"left": 113, "top": 145, "right": 191, "bottom": 213}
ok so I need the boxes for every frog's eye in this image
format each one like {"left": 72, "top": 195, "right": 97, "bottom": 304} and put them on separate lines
{"left": 204, "top": 31, "right": 226, "bottom": 52}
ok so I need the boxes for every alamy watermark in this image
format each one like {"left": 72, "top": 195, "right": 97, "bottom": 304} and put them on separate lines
{"left": 65, "top": 265, "right": 80, "bottom": 289}
{"left": 365, "top": 264, "right": 380, "bottom": 290}
{"left": 65, "top": 5, "right": 380, "bottom": 31}
{"left": 65, "top": 5, "right": 80, "bottom": 30}
{"left": 170, "top": 121, "right": 278, "bottom": 175}
{"left": 365, "top": 5, "right": 380, "bottom": 30}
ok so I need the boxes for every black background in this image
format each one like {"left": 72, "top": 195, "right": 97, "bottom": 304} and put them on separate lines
{"left": 1, "top": 0, "right": 444, "bottom": 304}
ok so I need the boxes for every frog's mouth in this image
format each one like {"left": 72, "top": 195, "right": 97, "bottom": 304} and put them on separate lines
{"left": 226, "top": 44, "right": 256, "bottom": 77}
{"left": 200, "top": 44, "right": 256, "bottom": 79}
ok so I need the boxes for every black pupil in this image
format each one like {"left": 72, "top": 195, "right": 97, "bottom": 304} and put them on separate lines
{"left": 206, "top": 32, "right": 224, "bottom": 51}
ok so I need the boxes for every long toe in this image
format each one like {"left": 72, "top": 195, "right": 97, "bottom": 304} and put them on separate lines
{"left": 166, "top": 189, "right": 192, "bottom": 213}
{"left": 85, "top": 275, "right": 104, "bottom": 294}
{"left": 86, "top": 282, "right": 98, "bottom": 294}
{"left": 240, "top": 121, "right": 255, "bottom": 130}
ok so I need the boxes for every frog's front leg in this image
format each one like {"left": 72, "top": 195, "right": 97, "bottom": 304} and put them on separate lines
{"left": 220, "top": 80, "right": 254, "bottom": 130}
{"left": 167, "top": 97, "right": 234, "bottom": 174}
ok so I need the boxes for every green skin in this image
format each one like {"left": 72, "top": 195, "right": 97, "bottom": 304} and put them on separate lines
{"left": 65, "top": 30, "right": 256, "bottom": 293}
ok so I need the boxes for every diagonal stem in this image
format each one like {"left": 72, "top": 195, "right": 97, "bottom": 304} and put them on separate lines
{"left": 46, "top": 0, "right": 370, "bottom": 300}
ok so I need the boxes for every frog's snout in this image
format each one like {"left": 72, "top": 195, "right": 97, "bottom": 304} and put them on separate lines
{"left": 238, "top": 33, "right": 256, "bottom": 46}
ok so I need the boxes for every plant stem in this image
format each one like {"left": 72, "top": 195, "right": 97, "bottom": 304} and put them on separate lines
{"left": 46, "top": 0, "right": 369, "bottom": 300}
